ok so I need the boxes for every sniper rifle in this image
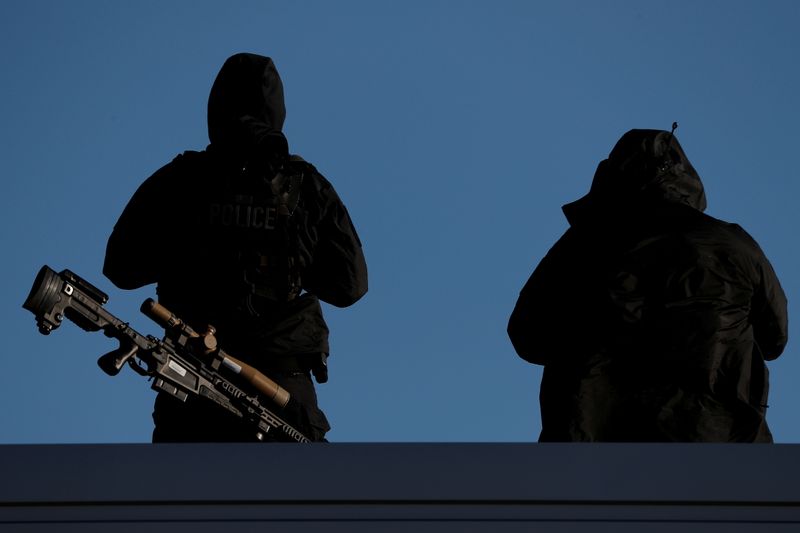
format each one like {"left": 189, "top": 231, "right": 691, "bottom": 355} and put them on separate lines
{"left": 22, "top": 265, "right": 311, "bottom": 443}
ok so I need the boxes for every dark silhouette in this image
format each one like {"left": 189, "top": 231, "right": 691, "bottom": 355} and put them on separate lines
{"left": 104, "top": 53, "right": 368, "bottom": 442}
{"left": 508, "top": 128, "right": 788, "bottom": 442}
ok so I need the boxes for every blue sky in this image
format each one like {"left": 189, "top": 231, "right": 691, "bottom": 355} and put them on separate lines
{"left": 1, "top": 0, "right": 798, "bottom": 443}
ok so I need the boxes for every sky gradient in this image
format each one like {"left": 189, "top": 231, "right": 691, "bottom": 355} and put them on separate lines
{"left": 2, "top": 0, "right": 798, "bottom": 443}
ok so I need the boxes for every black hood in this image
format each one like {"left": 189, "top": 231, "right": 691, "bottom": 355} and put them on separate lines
{"left": 563, "top": 129, "right": 707, "bottom": 226}
{"left": 207, "top": 53, "right": 288, "bottom": 157}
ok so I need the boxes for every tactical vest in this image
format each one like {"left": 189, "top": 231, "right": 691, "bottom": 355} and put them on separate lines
{"left": 202, "top": 155, "right": 306, "bottom": 317}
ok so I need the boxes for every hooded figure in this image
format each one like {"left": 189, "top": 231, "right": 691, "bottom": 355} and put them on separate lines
{"left": 104, "top": 53, "right": 368, "bottom": 442}
{"left": 508, "top": 129, "right": 787, "bottom": 442}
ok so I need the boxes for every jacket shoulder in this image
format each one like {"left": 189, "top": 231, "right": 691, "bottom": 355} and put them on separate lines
{"left": 695, "top": 213, "right": 767, "bottom": 256}
{"left": 288, "top": 154, "right": 338, "bottom": 196}
{"left": 172, "top": 150, "right": 210, "bottom": 169}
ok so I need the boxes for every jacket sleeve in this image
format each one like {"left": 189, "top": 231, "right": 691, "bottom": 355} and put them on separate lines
{"left": 508, "top": 230, "right": 577, "bottom": 366}
{"left": 103, "top": 159, "right": 183, "bottom": 290}
{"left": 302, "top": 179, "right": 368, "bottom": 308}
{"left": 750, "top": 246, "right": 789, "bottom": 361}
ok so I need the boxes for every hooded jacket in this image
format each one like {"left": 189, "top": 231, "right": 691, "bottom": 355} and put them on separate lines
{"left": 104, "top": 53, "right": 367, "bottom": 440}
{"left": 508, "top": 129, "right": 788, "bottom": 442}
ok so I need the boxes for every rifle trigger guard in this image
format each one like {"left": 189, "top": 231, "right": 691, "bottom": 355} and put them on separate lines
{"left": 127, "top": 356, "right": 149, "bottom": 377}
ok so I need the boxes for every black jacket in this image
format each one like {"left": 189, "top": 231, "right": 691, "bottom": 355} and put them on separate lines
{"left": 104, "top": 53, "right": 367, "bottom": 375}
{"left": 508, "top": 129, "right": 788, "bottom": 442}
